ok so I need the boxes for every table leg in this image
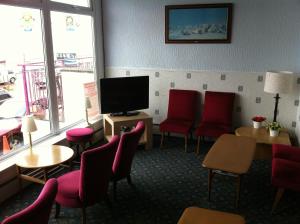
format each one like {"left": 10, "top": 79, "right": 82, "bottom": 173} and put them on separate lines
{"left": 16, "top": 166, "right": 22, "bottom": 191}
{"left": 208, "top": 169, "right": 214, "bottom": 201}
{"left": 43, "top": 168, "right": 48, "bottom": 183}
{"left": 236, "top": 175, "right": 242, "bottom": 208}
{"left": 160, "top": 133, "right": 164, "bottom": 149}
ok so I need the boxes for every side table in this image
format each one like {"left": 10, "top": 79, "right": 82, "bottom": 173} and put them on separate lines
{"left": 235, "top": 127, "right": 291, "bottom": 159}
{"left": 16, "top": 145, "right": 74, "bottom": 186}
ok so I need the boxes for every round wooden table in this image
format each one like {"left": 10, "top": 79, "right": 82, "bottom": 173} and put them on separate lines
{"left": 16, "top": 145, "right": 74, "bottom": 185}
{"left": 235, "top": 126, "right": 291, "bottom": 159}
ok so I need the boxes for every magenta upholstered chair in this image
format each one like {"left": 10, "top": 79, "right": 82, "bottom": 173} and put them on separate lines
{"left": 55, "top": 135, "right": 120, "bottom": 224}
{"left": 1, "top": 178, "right": 58, "bottom": 224}
{"left": 195, "top": 91, "right": 235, "bottom": 154}
{"left": 271, "top": 144, "right": 300, "bottom": 212}
{"left": 159, "top": 89, "right": 198, "bottom": 152}
{"left": 112, "top": 121, "right": 145, "bottom": 199}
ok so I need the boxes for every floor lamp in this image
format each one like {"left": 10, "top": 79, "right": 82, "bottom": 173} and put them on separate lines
{"left": 264, "top": 71, "right": 293, "bottom": 122}
{"left": 21, "top": 115, "right": 37, "bottom": 153}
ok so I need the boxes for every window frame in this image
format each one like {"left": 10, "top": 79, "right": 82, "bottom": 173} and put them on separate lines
{"left": 0, "top": 0, "right": 103, "bottom": 160}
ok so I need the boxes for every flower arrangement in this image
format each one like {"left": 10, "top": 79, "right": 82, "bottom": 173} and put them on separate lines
{"left": 266, "top": 121, "right": 281, "bottom": 131}
{"left": 252, "top": 116, "right": 266, "bottom": 122}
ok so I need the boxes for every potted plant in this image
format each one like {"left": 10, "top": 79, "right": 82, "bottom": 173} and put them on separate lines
{"left": 252, "top": 116, "right": 266, "bottom": 129}
{"left": 266, "top": 121, "right": 281, "bottom": 137}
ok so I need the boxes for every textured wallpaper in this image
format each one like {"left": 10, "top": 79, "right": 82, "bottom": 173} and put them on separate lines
{"left": 106, "top": 68, "right": 300, "bottom": 142}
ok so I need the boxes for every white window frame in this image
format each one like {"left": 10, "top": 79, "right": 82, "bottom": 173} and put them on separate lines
{"left": 0, "top": 0, "right": 104, "bottom": 159}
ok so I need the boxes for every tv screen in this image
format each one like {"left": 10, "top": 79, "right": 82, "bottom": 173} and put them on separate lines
{"left": 100, "top": 76, "right": 149, "bottom": 115}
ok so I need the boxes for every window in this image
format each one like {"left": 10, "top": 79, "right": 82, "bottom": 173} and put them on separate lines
{"left": 51, "top": 11, "right": 96, "bottom": 128}
{"left": 0, "top": 5, "right": 50, "bottom": 156}
{"left": 0, "top": 0, "right": 101, "bottom": 158}
{"left": 51, "top": 0, "right": 90, "bottom": 7}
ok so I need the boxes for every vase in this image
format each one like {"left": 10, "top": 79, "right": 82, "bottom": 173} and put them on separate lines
{"left": 253, "top": 121, "right": 262, "bottom": 129}
{"left": 269, "top": 129, "right": 279, "bottom": 137}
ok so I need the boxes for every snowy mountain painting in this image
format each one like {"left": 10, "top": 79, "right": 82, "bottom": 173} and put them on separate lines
{"left": 166, "top": 4, "right": 232, "bottom": 43}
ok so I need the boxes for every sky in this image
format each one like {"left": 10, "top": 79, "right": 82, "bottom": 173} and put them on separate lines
{"left": 169, "top": 8, "right": 228, "bottom": 29}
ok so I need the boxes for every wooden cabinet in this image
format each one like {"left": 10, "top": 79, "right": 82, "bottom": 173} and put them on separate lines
{"left": 103, "top": 112, "right": 153, "bottom": 150}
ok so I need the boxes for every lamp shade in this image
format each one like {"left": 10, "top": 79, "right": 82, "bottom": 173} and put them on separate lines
{"left": 264, "top": 71, "right": 293, "bottom": 94}
{"left": 85, "top": 96, "right": 92, "bottom": 109}
{"left": 21, "top": 115, "right": 37, "bottom": 133}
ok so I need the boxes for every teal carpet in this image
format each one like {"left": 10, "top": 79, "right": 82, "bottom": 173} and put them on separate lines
{"left": 0, "top": 136, "right": 299, "bottom": 223}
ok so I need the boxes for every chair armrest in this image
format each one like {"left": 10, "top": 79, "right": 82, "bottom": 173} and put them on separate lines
{"left": 272, "top": 144, "right": 300, "bottom": 163}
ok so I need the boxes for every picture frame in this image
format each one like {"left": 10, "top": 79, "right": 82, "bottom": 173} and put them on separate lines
{"left": 165, "top": 3, "right": 233, "bottom": 44}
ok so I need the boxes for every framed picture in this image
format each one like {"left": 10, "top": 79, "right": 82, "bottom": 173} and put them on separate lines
{"left": 165, "top": 3, "right": 233, "bottom": 44}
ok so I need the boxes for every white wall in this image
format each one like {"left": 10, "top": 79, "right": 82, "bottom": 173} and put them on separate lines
{"left": 102, "top": 0, "right": 300, "bottom": 143}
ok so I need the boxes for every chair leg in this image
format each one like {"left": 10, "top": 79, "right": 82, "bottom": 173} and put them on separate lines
{"left": 113, "top": 180, "right": 117, "bottom": 201}
{"left": 160, "top": 133, "right": 164, "bottom": 149}
{"left": 80, "top": 142, "right": 86, "bottom": 152}
{"left": 196, "top": 136, "right": 200, "bottom": 155}
{"left": 272, "top": 188, "right": 285, "bottom": 213}
{"left": 190, "top": 132, "right": 193, "bottom": 141}
{"left": 55, "top": 203, "right": 61, "bottom": 218}
{"left": 127, "top": 175, "right": 133, "bottom": 186}
{"left": 104, "top": 194, "right": 113, "bottom": 210}
{"left": 184, "top": 135, "right": 188, "bottom": 152}
{"left": 81, "top": 207, "right": 86, "bottom": 224}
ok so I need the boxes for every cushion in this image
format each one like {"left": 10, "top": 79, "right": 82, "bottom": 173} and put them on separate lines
{"left": 196, "top": 123, "right": 231, "bottom": 138}
{"left": 272, "top": 144, "right": 300, "bottom": 163}
{"left": 272, "top": 158, "right": 300, "bottom": 191}
{"left": 66, "top": 127, "right": 93, "bottom": 143}
{"left": 56, "top": 170, "right": 82, "bottom": 208}
{"left": 160, "top": 119, "right": 193, "bottom": 134}
{"left": 201, "top": 91, "right": 235, "bottom": 126}
{"left": 167, "top": 89, "right": 198, "bottom": 121}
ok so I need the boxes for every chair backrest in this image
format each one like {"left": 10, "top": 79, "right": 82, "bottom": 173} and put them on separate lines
{"left": 201, "top": 91, "right": 235, "bottom": 126}
{"left": 2, "top": 178, "right": 58, "bottom": 224}
{"left": 167, "top": 89, "right": 198, "bottom": 121}
{"left": 112, "top": 121, "right": 145, "bottom": 180}
{"left": 79, "top": 135, "right": 120, "bottom": 206}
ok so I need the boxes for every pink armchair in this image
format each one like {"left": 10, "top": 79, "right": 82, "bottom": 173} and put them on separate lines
{"left": 1, "top": 178, "right": 57, "bottom": 224}
{"left": 55, "top": 135, "right": 120, "bottom": 224}
{"left": 271, "top": 144, "right": 300, "bottom": 212}
{"left": 112, "top": 121, "right": 145, "bottom": 200}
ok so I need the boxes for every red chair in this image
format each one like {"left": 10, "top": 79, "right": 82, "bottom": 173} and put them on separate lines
{"left": 1, "top": 178, "right": 58, "bottom": 224}
{"left": 112, "top": 121, "right": 145, "bottom": 200}
{"left": 55, "top": 135, "right": 120, "bottom": 224}
{"left": 271, "top": 144, "right": 300, "bottom": 212}
{"left": 195, "top": 91, "right": 235, "bottom": 154}
{"left": 160, "top": 89, "right": 198, "bottom": 152}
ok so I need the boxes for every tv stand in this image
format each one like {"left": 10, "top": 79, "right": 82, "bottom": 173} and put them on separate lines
{"left": 110, "top": 111, "right": 140, "bottom": 117}
{"left": 103, "top": 112, "right": 153, "bottom": 150}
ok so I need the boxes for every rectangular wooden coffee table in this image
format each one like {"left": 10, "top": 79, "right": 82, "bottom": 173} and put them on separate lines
{"left": 202, "top": 134, "right": 256, "bottom": 207}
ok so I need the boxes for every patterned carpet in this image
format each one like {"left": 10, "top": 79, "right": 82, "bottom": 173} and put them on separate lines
{"left": 0, "top": 135, "right": 299, "bottom": 224}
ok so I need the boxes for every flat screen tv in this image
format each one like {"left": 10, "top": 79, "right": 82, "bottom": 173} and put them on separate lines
{"left": 100, "top": 76, "right": 149, "bottom": 116}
